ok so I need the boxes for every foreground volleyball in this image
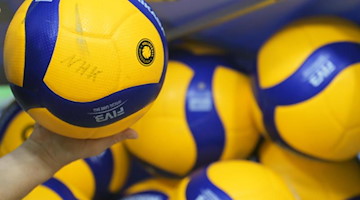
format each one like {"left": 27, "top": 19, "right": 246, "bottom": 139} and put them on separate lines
{"left": 254, "top": 17, "right": 360, "bottom": 161}
{"left": 4, "top": 0, "right": 167, "bottom": 138}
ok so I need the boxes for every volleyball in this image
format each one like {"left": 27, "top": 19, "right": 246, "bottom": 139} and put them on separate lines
{"left": 254, "top": 17, "right": 360, "bottom": 161}
{"left": 258, "top": 141, "right": 360, "bottom": 200}
{"left": 0, "top": 101, "right": 32, "bottom": 156}
{"left": 4, "top": 0, "right": 167, "bottom": 139}
{"left": 176, "top": 160, "right": 295, "bottom": 200}
{"left": 0, "top": 101, "right": 130, "bottom": 199}
{"left": 121, "top": 178, "right": 179, "bottom": 200}
{"left": 125, "top": 49, "right": 260, "bottom": 177}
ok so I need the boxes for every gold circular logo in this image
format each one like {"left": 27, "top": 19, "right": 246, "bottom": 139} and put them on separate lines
{"left": 137, "top": 39, "right": 155, "bottom": 66}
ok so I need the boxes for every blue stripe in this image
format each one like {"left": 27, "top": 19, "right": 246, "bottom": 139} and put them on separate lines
{"left": 23, "top": 0, "right": 60, "bottom": 102}
{"left": 173, "top": 51, "right": 227, "bottom": 172}
{"left": 254, "top": 42, "right": 360, "bottom": 156}
{"left": 0, "top": 101, "right": 22, "bottom": 142}
{"left": 12, "top": 81, "right": 162, "bottom": 128}
{"left": 43, "top": 178, "right": 78, "bottom": 200}
{"left": 122, "top": 191, "right": 168, "bottom": 200}
{"left": 85, "top": 148, "right": 114, "bottom": 200}
{"left": 185, "top": 167, "right": 232, "bottom": 200}
{"left": 122, "top": 155, "right": 152, "bottom": 189}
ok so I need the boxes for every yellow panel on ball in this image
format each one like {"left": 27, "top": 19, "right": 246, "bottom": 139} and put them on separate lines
{"left": 4, "top": 0, "right": 167, "bottom": 139}
{"left": 3, "top": 0, "right": 32, "bottom": 87}
{"left": 259, "top": 141, "right": 360, "bottom": 200}
{"left": 254, "top": 16, "right": 360, "bottom": 161}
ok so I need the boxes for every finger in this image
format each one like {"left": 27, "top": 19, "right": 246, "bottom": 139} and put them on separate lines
{"left": 89, "top": 129, "right": 138, "bottom": 153}
{"left": 118, "top": 129, "right": 138, "bottom": 140}
{"left": 109, "top": 129, "right": 138, "bottom": 146}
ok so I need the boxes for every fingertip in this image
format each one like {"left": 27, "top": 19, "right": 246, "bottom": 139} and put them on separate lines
{"left": 122, "top": 129, "right": 138, "bottom": 139}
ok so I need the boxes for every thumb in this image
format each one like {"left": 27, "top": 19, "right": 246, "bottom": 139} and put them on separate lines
{"left": 85, "top": 129, "right": 138, "bottom": 158}
{"left": 99, "top": 129, "right": 138, "bottom": 148}
{"left": 111, "top": 129, "right": 138, "bottom": 144}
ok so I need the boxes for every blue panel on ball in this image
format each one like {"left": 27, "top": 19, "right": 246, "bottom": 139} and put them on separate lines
{"left": 254, "top": 42, "right": 360, "bottom": 156}
{"left": 185, "top": 167, "right": 232, "bottom": 200}
{"left": 12, "top": 82, "right": 162, "bottom": 128}
{"left": 123, "top": 191, "right": 168, "bottom": 200}
{"left": 85, "top": 148, "right": 114, "bottom": 200}
{"left": 43, "top": 178, "right": 77, "bottom": 200}
{"left": 0, "top": 101, "right": 22, "bottom": 142}
{"left": 173, "top": 51, "right": 227, "bottom": 171}
{"left": 23, "top": 0, "right": 60, "bottom": 106}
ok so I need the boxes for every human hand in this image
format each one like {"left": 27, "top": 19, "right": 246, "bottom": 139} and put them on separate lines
{"left": 0, "top": 124, "right": 137, "bottom": 200}
{"left": 24, "top": 124, "right": 138, "bottom": 173}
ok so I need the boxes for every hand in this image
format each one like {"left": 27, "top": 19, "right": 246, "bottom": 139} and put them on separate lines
{"left": 0, "top": 124, "right": 137, "bottom": 200}
{"left": 26, "top": 124, "right": 138, "bottom": 171}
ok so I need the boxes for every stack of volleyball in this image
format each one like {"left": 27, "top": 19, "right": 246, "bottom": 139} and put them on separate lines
{"left": 4, "top": 0, "right": 167, "bottom": 139}
{"left": 125, "top": 46, "right": 260, "bottom": 177}
{"left": 253, "top": 16, "right": 360, "bottom": 161}
{"left": 0, "top": 101, "right": 130, "bottom": 199}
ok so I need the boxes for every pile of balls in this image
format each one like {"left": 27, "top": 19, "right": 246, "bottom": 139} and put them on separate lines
{"left": 1, "top": 0, "right": 360, "bottom": 199}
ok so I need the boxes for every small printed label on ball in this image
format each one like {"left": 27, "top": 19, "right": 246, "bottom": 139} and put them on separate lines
{"left": 195, "top": 189, "right": 222, "bottom": 200}
{"left": 188, "top": 92, "right": 212, "bottom": 112}
{"left": 122, "top": 194, "right": 166, "bottom": 200}
{"left": 137, "top": 39, "right": 155, "bottom": 66}
{"left": 188, "top": 82, "right": 212, "bottom": 112}
{"left": 34, "top": 0, "right": 53, "bottom": 2}
{"left": 302, "top": 55, "right": 336, "bottom": 87}
{"left": 88, "top": 100, "right": 127, "bottom": 123}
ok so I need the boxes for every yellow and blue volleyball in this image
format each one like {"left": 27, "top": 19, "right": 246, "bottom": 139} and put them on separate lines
{"left": 4, "top": 0, "right": 167, "bottom": 139}
{"left": 24, "top": 178, "right": 88, "bottom": 200}
{"left": 258, "top": 141, "right": 360, "bottom": 200}
{"left": 121, "top": 178, "right": 179, "bottom": 200}
{"left": 125, "top": 49, "right": 260, "bottom": 177}
{"left": 0, "top": 101, "right": 33, "bottom": 156}
{"left": 176, "top": 160, "right": 295, "bottom": 200}
{"left": 254, "top": 16, "right": 360, "bottom": 161}
{"left": 0, "top": 101, "right": 130, "bottom": 199}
